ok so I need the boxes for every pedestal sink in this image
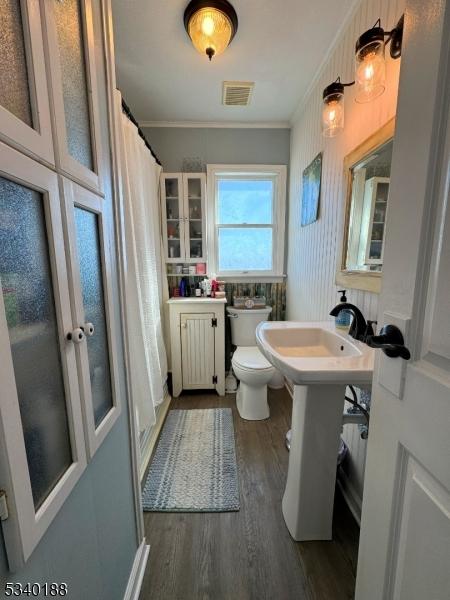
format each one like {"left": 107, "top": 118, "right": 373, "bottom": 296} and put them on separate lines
{"left": 256, "top": 321, "right": 374, "bottom": 541}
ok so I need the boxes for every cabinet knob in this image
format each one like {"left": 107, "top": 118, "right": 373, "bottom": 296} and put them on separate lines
{"left": 82, "top": 322, "right": 95, "bottom": 337}
{"left": 67, "top": 328, "right": 85, "bottom": 344}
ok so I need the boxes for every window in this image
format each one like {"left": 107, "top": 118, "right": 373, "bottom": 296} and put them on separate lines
{"left": 207, "top": 165, "right": 287, "bottom": 278}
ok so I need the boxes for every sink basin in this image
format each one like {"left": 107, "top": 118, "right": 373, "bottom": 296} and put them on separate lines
{"left": 255, "top": 321, "right": 375, "bottom": 542}
{"left": 256, "top": 321, "right": 374, "bottom": 385}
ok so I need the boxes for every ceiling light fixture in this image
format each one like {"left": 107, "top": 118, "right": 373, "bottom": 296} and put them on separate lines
{"left": 184, "top": 0, "right": 238, "bottom": 61}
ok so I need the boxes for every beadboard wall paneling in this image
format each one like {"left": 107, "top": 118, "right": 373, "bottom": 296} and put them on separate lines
{"left": 287, "top": 0, "right": 405, "bottom": 511}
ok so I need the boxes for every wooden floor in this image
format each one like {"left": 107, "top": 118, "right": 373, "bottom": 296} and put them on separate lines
{"left": 140, "top": 389, "right": 359, "bottom": 600}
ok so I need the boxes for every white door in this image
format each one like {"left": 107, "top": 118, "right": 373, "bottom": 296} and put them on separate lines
{"left": 181, "top": 313, "right": 215, "bottom": 389}
{"left": 356, "top": 1, "right": 450, "bottom": 598}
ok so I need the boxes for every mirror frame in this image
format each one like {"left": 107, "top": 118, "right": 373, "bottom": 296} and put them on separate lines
{"left": 336, "top": 117, "right": 396, "bottom": 294}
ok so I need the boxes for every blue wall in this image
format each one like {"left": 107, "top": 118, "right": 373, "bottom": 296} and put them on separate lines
{"left": 143, "top": 126, "right": 291, "bottom": 172}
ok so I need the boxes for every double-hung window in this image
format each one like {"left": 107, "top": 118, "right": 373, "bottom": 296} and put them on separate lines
{"left": 207, "top": 165, "right": 287, "bottom": 278}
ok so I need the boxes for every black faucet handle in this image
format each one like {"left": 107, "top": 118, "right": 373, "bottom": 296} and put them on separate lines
{"left": 366, "top": 325, "right": 411, "bottom": 360}
{"left": 365, "top": 320, "right": 378, "bottom": 338}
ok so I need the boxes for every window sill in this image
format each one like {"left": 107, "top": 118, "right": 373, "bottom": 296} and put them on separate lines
{"left": 217, "top": 274, "right": 286, "bottom": 284}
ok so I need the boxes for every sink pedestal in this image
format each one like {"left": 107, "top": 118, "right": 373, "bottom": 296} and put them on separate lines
{"left": 282, "top": 384, "right": 346, "bottom": 541}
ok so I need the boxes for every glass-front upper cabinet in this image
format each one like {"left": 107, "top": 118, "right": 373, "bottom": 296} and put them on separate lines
{"left": 0, "top": 143, "right": 87, "bottom": 570}
{"left": 364, "top": 177, "right": 390, "bottom": 265}
{"left": 161, "top": 174, "right": 184, "bottom": 261}
{"left": 61, "top": 179, "right": 121, "bottom": 457}
{"left": 0, "top": 0, "right": 54, "bottom": 163}
{"left": 183, "top": 174, "right": 206, "bottom": 261}
{"left": 40, "top": 0, "right": 102, "bottom": 191}
{"left": 161, "top": 173, "right": 206, "bottom": 263}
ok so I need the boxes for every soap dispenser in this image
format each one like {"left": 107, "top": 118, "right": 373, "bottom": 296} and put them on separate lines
{"left": 335, "top": 290, "right": 351, "bottom": 329}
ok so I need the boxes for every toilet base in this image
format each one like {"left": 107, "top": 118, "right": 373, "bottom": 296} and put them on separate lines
{"left": 236, "top": 382, "right": 270, "bottom": 420}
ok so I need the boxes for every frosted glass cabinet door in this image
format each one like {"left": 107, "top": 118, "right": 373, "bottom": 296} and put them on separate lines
{"left": 0, "top": 0, "right": 54, "bottom": 163}
{"left": 62, "top": 179, "right": 120, "bottom": 457}
{"left": 0, "top": 145, "right": 86, "bottom": 570}
{"left": 41, "top": 0, "right": 102, "bottom": 190}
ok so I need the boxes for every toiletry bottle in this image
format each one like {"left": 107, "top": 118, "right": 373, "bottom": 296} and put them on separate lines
{"left": 179, "top": 277, "right": 187, "bottom": 297}
{"left": 335, "top": 290, "right": 351, "bottom": 329}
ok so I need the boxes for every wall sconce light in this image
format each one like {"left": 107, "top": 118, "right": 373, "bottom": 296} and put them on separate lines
{"left": 322, "top": 15, "right": 404, "bottom": 136}
{"left": 184, "top": 0, "right": 238, "bottom": 61}
{"left": 322, "top": 78, "right": 353, "bottom": 137}
{"left": 355, "top": 16, "right": 404, "bottom": 103}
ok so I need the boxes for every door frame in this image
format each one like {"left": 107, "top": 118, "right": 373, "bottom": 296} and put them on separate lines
{"left": 99, "top": 0, "right": 145, "bottom": 544}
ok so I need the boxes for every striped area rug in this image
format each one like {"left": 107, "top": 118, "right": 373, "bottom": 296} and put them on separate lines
{"left": 142, "top": 408, "right": 240, "bottom": 512}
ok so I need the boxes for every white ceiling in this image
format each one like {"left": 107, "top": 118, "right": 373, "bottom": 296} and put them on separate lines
{"left": 112, "top": 0, "right": 356, "bottom": 125}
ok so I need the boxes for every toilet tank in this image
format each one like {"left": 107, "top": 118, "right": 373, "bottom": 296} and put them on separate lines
{"left": 227, "top": 306, "right": 272, "bottom": 346}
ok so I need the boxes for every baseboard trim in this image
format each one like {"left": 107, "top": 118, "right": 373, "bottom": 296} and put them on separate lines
{"left": 140, "top": 393, "right": 171, "bottom": 481}
{"left": 337, "top": 466, "right": 362, "bottom": 526}
{"left": 123, "top": 540, "right": 150, "bottom": 600}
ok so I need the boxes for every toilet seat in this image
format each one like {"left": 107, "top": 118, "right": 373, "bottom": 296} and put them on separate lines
{"left": 232, "top": 346, "right": 273, "bottom": 372}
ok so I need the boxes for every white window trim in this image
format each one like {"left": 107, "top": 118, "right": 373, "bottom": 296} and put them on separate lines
{"left": 206, "top": 164, "right": 287, "bottom": 279}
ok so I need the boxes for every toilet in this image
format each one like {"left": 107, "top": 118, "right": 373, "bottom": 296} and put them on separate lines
{"left": 227, "top": 306, "right": 279, "bottom": 420}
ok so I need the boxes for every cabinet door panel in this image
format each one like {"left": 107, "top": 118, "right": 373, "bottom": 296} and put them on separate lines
{"left": 62, "top": 178, "right": 121, "bottom": 457}
{"left": 41, "top": 0, "right": 102, "bottom": 191}
{"left": 183, "top": 173, "right": 206, "bottom": 262}
{"left": 0, "top": 177, "right": 72, "bottom": 510}
{"left": 180, "top": 313, "right": 215, "bottom": 389}
{"left": 161, "top": 174, "right": 185, "bottom": 262}
{"left": 0, "top": 144, "right": 86, "bottom": 570}
{"left": 0, "top": 0, "right": 54, "bottom": 164}
{"left": 53, "top": 0, "right": 93, "bottom": 170}
{"left": 0, "top": 0, "right": 33, "bottom": 126}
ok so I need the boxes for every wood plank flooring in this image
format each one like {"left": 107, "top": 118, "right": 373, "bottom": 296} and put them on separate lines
{"left": 140, "top": 389, "right": 359, "bottom": 600}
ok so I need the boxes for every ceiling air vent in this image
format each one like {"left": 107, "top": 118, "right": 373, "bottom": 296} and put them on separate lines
{"left": 222, "top": 81, "right": 254, "bottom": 106}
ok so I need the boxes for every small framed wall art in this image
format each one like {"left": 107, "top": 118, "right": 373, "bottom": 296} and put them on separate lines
{"left": 301, "top": 152, "right": 322, "bottom": 226}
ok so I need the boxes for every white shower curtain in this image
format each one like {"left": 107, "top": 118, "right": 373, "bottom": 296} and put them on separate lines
{"left": 118, "top": 97, "right": 168, "bottom": 432}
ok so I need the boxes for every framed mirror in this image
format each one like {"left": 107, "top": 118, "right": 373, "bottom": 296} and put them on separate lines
{"left": 337, "top": 118, "right": 395, "bottom": 293}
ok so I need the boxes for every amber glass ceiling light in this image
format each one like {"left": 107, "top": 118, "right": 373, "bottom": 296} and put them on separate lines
{"left": 184, "top": 0, "right": 238, "bottom": 61}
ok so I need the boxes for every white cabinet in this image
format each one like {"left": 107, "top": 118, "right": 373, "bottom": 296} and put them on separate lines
{"left": 0, "top": 0, "right": 119, "bottom": 570}
{"left": 161, "top": 173, "right": 206, "bottom": 263}
{"left": 168, "top": 298, "right": 226, "bottom": 397}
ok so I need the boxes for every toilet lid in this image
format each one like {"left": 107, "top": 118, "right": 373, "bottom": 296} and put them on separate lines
{"left": 232, "top": 346, "right": 273, "bottom": 371}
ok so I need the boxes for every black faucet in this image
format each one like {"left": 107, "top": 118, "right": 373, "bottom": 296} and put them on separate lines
{"left": 329, "top": 302, "right": 368, "bottom": 341}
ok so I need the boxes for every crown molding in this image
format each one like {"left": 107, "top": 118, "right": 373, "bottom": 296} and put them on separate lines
{"left": 139, "top": 120, "right": 291, "bottom": 129}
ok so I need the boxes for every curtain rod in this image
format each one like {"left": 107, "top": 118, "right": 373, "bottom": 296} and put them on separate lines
{"left": 121, "top": 97, "right": 162, "bottom": 166}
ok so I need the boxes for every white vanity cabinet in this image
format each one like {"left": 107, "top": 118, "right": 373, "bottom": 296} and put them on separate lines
{"left": 161, "top": 173, "right": 207, "bottom": 263}
{"left": 168, "top": 298, "right": 226, "bottom": 397}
